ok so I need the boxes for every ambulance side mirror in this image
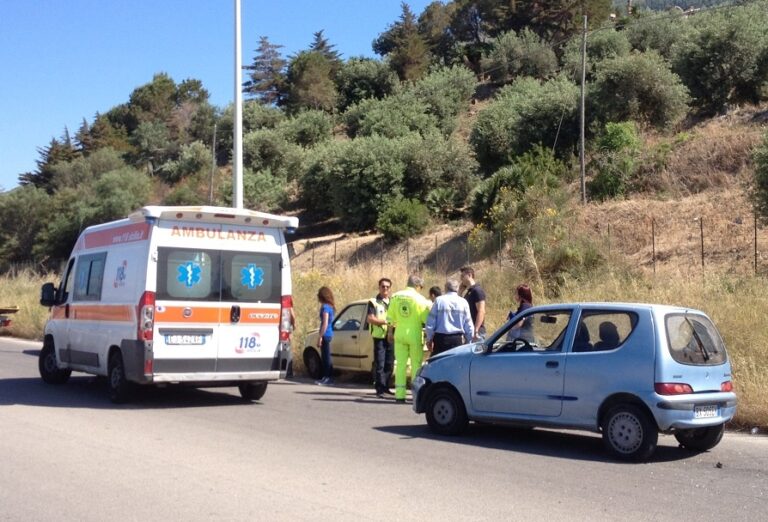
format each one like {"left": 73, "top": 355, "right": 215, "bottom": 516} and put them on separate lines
{"left": 40, "top": 283, "right": 57, "bottom": 307}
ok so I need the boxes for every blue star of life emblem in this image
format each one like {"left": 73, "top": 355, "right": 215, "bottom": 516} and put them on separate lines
{"left": 240, "top": 264, "right": 264, "bottom": 289}
{"left": 177, "top": 262, "right": 202, "bottom": 288}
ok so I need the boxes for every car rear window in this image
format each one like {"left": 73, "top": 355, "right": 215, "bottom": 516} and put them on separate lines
{"left": 665, "top": 313, "right": 727, "bottom": 365}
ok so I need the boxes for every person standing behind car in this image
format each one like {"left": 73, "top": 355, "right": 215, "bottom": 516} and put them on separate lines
{"left": 425, "top": 279, "right": 474, "bottom": 357}
{"left": 506, "top": 284, "right": 534, "bottom": 342}
{"left": 460, "top": 266, "right": 487, "bottom": 340}
{"left": 367, "top": 278, "right": 393, "bottom": 398}
{"left": 315, "top": 286, "right": 335, "bottom": 386}
{"left": 386, "top": 274, "right": 432, "bottom": 403}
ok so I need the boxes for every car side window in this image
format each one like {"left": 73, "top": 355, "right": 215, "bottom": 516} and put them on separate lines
{"left": 574, "top": 311, "right": 638, "bottom": 352}
{"left": 333, "top": 304, "right": 366, "bottom": 331}
{"left": 493, "top": 310, "right": 572, "bottom": 353}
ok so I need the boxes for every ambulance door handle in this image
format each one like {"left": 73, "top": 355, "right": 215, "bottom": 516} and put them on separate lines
{"left": 230, "top": 305, "right": 241, "bottom": 324}
{"left": 65, "top": 304, "right": 70, "bottom": 319}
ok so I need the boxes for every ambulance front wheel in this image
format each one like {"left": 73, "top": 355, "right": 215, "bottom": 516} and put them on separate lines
{"left": 239, "top": 382, "right": 268, "bottom": 401}
{"left": 39, "top": 339, "right": 71, "bottom": 385}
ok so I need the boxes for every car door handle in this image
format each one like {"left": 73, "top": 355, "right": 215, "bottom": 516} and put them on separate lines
{"left": 545, "top": 361, "right": 559, "bottom": 368}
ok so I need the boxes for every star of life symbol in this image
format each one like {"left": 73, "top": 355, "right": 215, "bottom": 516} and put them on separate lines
{"left": 177, "top": 262, "right": 202, "bottom": 288}
{"left": 240, "top": 264, "right": 264, "bottom": 289}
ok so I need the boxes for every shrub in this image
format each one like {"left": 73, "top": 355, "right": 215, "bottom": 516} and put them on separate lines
{"left": 590, "top": 51, "right": 689, "bottom": 129}
{"left": 300, "top": 136, "right": 410, "bottom": 229}
{"left": 587, "top": 122, "right": 641, "bottom": 201}
{"left": 672, "top": 2, "right": 768, "bottom": 114}
{"left": 470, "top": 76, "right": 579, "bottom": 173}
{"left": 159, "top": 141, "right": 211, "bottom": 183}
{"left": 242, "top": 128, "right": 303, "bottom": 181}
{"left": 561, "top": 27, "right": 631, "bottom": 81}
{"left": 408, "top": 65, "right": 477, "bottom": 135}
{"left": 277, "top": 110, "right": 333, "bottom": 148}
{"left": 218, "top": 168, "right": 288, "bottom": 213}
{"left": 343, "top": 92, "right": 440, "bottom": 139}
{"left": 625, "top": 10, "right": 693, "bottom": 60}
{"left": 482, "top": 29, "right": 558, "bottom": 84}
{"left": 334, "top": 57, "right": 400, "bottom": 112}
{"left": 376, "top": 197, "right": 430, "bottom": 242}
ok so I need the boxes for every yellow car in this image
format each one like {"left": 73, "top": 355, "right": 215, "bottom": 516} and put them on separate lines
{"left": 302, "top": 300, "right": 423, "bottom": 381}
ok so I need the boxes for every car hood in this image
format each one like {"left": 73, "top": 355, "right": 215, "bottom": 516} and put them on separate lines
{"left": 427, "top": 343, "right": 477, "bottom": 363}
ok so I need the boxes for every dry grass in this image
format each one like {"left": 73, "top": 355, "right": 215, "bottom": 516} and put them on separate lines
{"left": 0, "top": 269, "right": 52, "bottom": 340}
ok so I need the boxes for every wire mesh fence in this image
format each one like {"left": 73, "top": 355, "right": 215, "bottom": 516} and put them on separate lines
{"left": 289, "top": 212, "right": 767, "bottom": 278}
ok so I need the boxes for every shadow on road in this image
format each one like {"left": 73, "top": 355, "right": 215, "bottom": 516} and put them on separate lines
{"left": 374, "top": 423, "right": 694, "bottom": 464}
{"left": 0, "top": 376, "right": 261, "bottom": 410}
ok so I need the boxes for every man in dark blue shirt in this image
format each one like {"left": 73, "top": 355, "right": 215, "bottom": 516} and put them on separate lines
{"left": 460, "top": 266, "right": 487, "bottom": 340}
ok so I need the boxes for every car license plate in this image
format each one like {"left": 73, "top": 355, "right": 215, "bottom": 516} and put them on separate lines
{"left": 694, "top": 405, "right": 718, "bottom": 418}
{"left": 165, "top": 334, "right": 205, "bottom": 345}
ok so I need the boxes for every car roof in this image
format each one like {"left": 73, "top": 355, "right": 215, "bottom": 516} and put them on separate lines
{"left": 525, "top": 302, "right": 707, "bottom": 315}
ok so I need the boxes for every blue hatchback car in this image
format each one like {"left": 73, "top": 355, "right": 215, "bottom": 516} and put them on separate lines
{"left": 412, "top": 303, "right": 737, "bottom": 462}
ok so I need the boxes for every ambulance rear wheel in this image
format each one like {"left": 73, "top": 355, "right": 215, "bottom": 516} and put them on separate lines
{"left": 39, "top": 339, "right": 71, "bottom": 385}
{"left": 108, "top": 351, "right": 132, "bottom": 404}
{"left": 239, "top": 382, "right": 267, "bottom": 401}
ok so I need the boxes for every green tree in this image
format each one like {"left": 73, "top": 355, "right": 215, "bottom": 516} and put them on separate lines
{"left": 130, "top": 121, "right": 171, "bottom": 174}
{"left": 586, "top": 121, "right": 641, "bottom": 201}
{"left": 343, "top": 92, "right": 440, "bottom": 139}
{"left": 418, "top": 1, "right": 460, "bottom": 65}
{"left": 243, "top": 36, "right": 287, "bottom": 104}
{"left": 277, "top": 110, "right": 333, "bottom": 148}
{"left": 128, "top": 73, "right": 178, "bottom": 125}
{"left": 482, "top": 28, "right": 558, "bottom": 84}
{"left": 561, "top": 26, "right": 631, "bottom": 81}
{"left": 376, "top": 197, "right": 431, "bottom": 241}
{"left": 470, "top": 75, "right": 580, "bottom": 173}
{"left": 624, "top": 9, "right": 693, "bottom": 60}
{"left": 334, "top": 57, "right": 400, "bottom": 112}
{"left": 309, "top": 30, "right": 342, "bottom": 70}
{"left": 408, "top": 65, "right": 478, "bottom": 135}
{"left": 672, "top": 2, "right": 768, "bottom": 114}
{"left": 373, "top": 2, "right": 431, "bottom": 81}
{"left": 0, "top": 186, "right": 51, "bottom": 269}
{"left": 591, "top": 51, "right": 689, "bottom": 129}
{"left": 18, "top": 131, "right": 79, "bottom": 192}
{"left": 285, "top": 50, "right": 338, "bottom": 113}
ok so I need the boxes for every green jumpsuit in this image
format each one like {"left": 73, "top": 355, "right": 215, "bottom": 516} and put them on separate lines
{"left": 386, "top": 286, "right": 432, "bottom": 400}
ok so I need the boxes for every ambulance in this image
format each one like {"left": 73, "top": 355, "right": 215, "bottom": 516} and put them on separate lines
{"left": 38, "top": 205, "right": 297, "bottom": 403}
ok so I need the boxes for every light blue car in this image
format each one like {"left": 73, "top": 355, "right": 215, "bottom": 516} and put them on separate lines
{"left": 412, "top": 303, "right": 737, "bottom": 462}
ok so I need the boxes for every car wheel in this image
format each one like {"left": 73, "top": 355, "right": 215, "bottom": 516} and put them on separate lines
{"left": 38, "top": 339, "right": 71, "bottom": 385}
{"left": 239, "top": 382, "right": 268, "bottom": 401}
{"left": 426, "top": 387, "right": 468, "bottom": 436}
{"left": 303, "top": 348, "right": 322, "bottom": 380}
{"left": 601, "top": 404, "right": 658, "bottom": 462}
{"left": 108, "top": 351, "right": 132, "bottom": 404}
{"left": 674, "top": 424, "right": 725, "bottom": 452}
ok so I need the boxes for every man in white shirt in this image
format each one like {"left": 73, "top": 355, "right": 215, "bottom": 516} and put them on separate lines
{"left": 425, "top": 279, "right": 475, "bottom": 356}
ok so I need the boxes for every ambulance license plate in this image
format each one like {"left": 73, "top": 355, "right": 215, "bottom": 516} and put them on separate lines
{"left": 165, "top": 334, "right": 205, "bottom": 345}
{"left": 694, "top": 405, "right": 718, "bottom": 418}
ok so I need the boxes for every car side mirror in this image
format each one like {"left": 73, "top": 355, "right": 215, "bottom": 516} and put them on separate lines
{"left": 40, "top": 282, "right": 56, "bottom": 307}
{"left": 472, "top": 343, "right": 486, "bottom": 355}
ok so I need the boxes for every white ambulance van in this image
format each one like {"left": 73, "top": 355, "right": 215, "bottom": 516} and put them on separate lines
{"left": 38, "top": 205, "right": 298, "bottom": 403}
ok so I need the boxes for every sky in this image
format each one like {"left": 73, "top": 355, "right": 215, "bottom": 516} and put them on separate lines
{"left": 0, "top": 0, "right": 434, "bottom": 191}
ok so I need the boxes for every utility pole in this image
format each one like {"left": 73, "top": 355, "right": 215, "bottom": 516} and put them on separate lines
{"left": 209, "top": 123, "right": 217, "bottom": 204}
{"left": 579, "top": 15, "right": 587, "bottom": 205}
{"left": 233, "top": 0, "right": 244, "bottom": 209}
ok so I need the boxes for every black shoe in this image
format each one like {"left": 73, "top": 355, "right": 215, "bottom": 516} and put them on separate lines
{"left": 382, "top": 389, "right": 395, "bottom": 396}
{"left": 395, "top": 398, "right": 406, "bottom": 403}
{"left": 375, "top": 392, "right": 384, "bottom": 398}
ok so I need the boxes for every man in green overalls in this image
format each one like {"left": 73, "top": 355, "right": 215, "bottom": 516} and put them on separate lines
{"left": 386, "top": 274, "right": 432, "bottom": 403}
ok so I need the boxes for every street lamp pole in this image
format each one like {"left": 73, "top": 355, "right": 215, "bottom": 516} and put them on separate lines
{"left": 233, "top": 0, "right": 244, "bottom": 209}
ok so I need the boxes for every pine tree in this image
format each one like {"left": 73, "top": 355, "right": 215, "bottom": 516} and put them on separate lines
{"left": 285, "top": 50, "right": 338, "bottom": 112}
{"left": 373, "top": 2, "right": 431, "bottom": 81}
{"left": 243, "top": 36, "right": 287, "bottom": 105}
{"left": 310, "top": 30, "right": 342, "bottom": 68}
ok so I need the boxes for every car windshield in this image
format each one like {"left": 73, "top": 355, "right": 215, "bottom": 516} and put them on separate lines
{"left": 665, "top": 313, "right": 727, "bottom": 365}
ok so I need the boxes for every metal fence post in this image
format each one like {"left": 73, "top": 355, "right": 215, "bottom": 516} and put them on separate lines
{"left": 755, "top": 210, "right": 759, "bottom": 275}
{"left": 700, "top": 217, "right": 705, "bottom": 271}
{"left": 651, "top": 219, "right": 656, "bottom": 275}
{"left": 311, "top": 241, "right": 315, "bottom": 270}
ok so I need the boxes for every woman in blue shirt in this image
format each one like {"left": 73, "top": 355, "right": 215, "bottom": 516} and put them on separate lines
{"left": 316, "top": 286, "right": 336, "bottom": 385}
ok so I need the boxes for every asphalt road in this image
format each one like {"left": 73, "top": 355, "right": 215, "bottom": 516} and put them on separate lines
{"left": 1, "top": 337, "right": 766, "bottom": 521}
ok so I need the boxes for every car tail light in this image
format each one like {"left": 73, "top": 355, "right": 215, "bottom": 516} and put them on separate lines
{"left": 655, "top": 382, "right": 693, "bottom": 395}
{"left": 137, "top": 291, "right": 155, "bottom": 341}
{"left": 280, "top": 295, "right": 293, "bottom": 342}
{"left": 720, "top": 381, "right": 733, "bottom": 392}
